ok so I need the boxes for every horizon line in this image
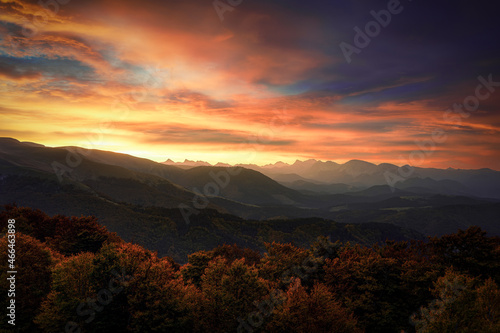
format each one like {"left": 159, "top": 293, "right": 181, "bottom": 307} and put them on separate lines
{"left": 1, "top": 137, "right": 497, "bottom": 172}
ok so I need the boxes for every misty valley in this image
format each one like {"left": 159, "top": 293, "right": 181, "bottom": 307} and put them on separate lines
{"left": 1, "top": 137, "right": 499, "bottom": 332}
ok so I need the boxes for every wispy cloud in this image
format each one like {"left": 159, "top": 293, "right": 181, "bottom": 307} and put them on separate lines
{"left": 0, "top": 0, "right": 499, "bottom": 169}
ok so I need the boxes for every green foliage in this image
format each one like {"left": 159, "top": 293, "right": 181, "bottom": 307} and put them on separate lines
{"left": 182, "top": 250, "right": 213, "bottom": 288}
{"left": 35, "top": 252, "right": 96, "bottom": 332}
{"left": 196, "top": 257, "right": 270, "bottom": 332}
{"left": 411, "top": 270, "right": 500, "bottom": 332}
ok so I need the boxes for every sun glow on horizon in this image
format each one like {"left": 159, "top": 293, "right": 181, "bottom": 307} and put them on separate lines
{"left": 1, "top": 0, "right": 499, "bottom": 170}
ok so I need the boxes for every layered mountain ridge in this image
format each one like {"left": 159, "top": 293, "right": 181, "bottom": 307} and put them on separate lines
{"left": 164, "top": 156, "right": 500, "bottom": 199}
{"left": 2, "top": 137, "right": 500, "bottom": 255}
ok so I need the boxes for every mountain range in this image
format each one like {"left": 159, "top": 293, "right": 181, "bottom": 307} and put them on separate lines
{"left": 164, "top": 158, "right": 500, "bottom": 199}
{"left": 1, "top": 137, "right": 499, "bottom": 260}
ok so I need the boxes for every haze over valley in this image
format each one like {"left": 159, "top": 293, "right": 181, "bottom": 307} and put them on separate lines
{"left": 2, "top": 137, "right": 499, "bottom": 261}
{"left": 1, "top": 0, "right": 500, "bottom": 331}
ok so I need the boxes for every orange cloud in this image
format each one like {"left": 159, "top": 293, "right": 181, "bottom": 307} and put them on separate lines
{"left": 1, "top": 0, "right": 499, "bottom": 170}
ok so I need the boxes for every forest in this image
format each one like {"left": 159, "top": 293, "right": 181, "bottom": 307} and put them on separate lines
{"left": 1, "top": 204, "right": 499, "bottom": 333}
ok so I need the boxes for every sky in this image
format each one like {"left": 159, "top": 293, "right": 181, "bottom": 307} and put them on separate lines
{"left": 1, "top": 0, "right": 500, "bottom": 169}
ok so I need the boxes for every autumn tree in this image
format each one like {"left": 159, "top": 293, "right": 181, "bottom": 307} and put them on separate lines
{"left": 0, "top": 204, "right": 121, "bottom": 256}
{"left": 182, "top": 244, "right": 261, "bottom": 288}
{"left": 305, "top": 236, "right": 343, "bottom": 287}
{"left": 0, "top": 233, "right": 59, "bottom": 332}
{"left": 428, "top": 226, "right": 500, "bottom": 282}
{"left": 0, "top": 204, "right": 51, "bottom": 240}
{"left": 35, "top": 252, "right": 96, "bottom": 332}
{"left": 259, "top": 242, "right": 316, "bottom": 289}
{"left": 266, "top": 279, "right": 362, "bottom": 333}
{"left": 127, "top": 256, "right": 199, "bottom": 332}
{"left": 411, "top": 270, "right": 500, "bottom": 332}
{"left": 196, "top": 257, "right": 270, "bottom": 332}
{"left": 35, "top": 243, "right": 140, "bottom": 332}
{"left": 324, "top": 244, "right": 413, "bottom": 332}
{"left": 377, "top": 239, "right": 442, "bottom": 330}
{"left": 182, "top": 250, "right": 216, "bottom": 288}
{"left": 212, "top": 243, "right": 262, "bottom": 266}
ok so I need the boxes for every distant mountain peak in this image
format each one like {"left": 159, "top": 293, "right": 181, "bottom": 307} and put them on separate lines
{"left": 162, "top": 159, "right": 212, "bottom": 167}
{"left": 21, "top": 141, "right": 45, "bottom": 148}
{"left": 0, "top": 137, "right": 20, "bottom": 143}
{"left": 274, "top": 161, "right": 288, "bottom": 166}
{"left": 292, "top": 159, "right": 318, "bottom": 166}
{"left": 215, "top": 162, "right": 232, "bottom": 167}
{"left": 344, "top": 159, "right": 376, "bottom": 166}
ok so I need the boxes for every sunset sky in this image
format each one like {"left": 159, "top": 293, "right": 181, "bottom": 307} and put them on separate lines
{"left": 1, "top": 0, "right": 499, "bottom": 169}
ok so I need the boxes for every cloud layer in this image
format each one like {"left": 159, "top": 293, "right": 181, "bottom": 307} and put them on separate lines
{"left": 1, "top": 0, "right": 499, "bottom": 169}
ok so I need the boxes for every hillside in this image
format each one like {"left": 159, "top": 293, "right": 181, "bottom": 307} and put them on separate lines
{"left": 1, "top": 138, "right": 499, "bottom": 242}
{"left": 1, "top": 206, "right": 498, "bottom": 333}
{"left": 178, "top": 157, "right": 500, "bottom": 199}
